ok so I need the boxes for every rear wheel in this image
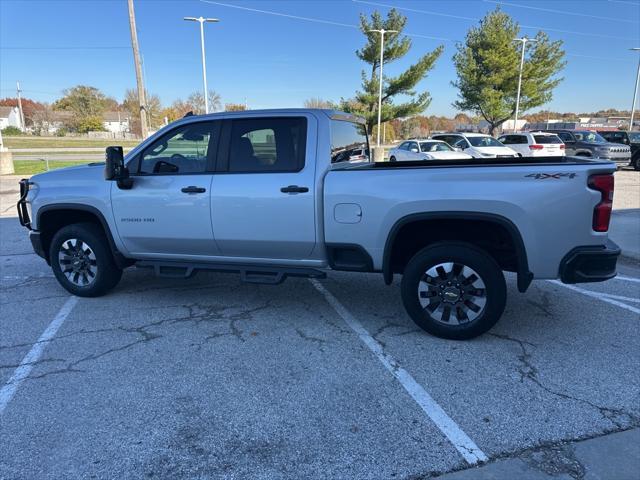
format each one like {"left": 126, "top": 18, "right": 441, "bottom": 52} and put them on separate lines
{"left": 50, "top": 223, "right": 122, "bottom": 297}
{"left": 389, "top": 156, "right": 397, "bottom": 162}
{"left": 400, "top": 242, "right": 506, "bottom": 340}
{"left": 632, "top": 153, "right": 640, "bottom": 171}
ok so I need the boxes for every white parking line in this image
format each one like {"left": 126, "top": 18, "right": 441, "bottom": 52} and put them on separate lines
{"left": 0, "top": 296, "right": 78, "bottom": 415}
{"left": 615, "top": 275, "right": 640, "bottom": 284}
{"left": 310, "top": 279, "right": 488, "bottom": 465}
{"left": 599, "top": 292, "right": 640, "bottom": 303}
{"left": 549, "top": 280, "right": 640, "bottom": 315}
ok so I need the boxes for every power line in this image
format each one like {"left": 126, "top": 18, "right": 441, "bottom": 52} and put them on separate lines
{"left": 355, "top": 0, "right": 637, "bottom": 41}
{"left": 484, "top": 0, "right": 639, "bottom": 24}
{"left": 0, "top": 46, "right": 129, "bottom": 50}
{"left": 199, "top": 0, "right": 452, "bottom": 41}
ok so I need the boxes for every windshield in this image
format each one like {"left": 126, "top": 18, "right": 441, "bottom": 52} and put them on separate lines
{"left": 420, "top": 141, "right": 453, "bottom": 152}
{"left": 628, "top": 132, "right": 640, "bottom": 143}
{"left": 467, "top": 136, "right": 504, "bottom": 147}
{"left": 573, "top": 131, "right": 606, "bottom": 143}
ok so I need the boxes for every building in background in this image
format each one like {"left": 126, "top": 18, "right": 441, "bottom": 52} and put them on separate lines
{"left": 102, "top": 111, "right": 130, "bottom": 134}
{"left": 0, "top": 106, "right": 23, "bottom": 131}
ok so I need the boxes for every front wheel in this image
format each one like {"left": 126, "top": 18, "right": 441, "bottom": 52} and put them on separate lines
{"left": 400, "top": 242, "right": 506, "bottom": 340}
{"left": 389, "top": 156, "right": 397, "bottom": 162}
{"left": 50, "top": 223, "right": 122, "bottom": 297}
{"left": 632, "top": 154, "right": 640, "bottom": 171}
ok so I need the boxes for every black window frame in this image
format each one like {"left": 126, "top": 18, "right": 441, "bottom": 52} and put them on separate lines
{"left": 129, "top": 120, "right": 221, "bottom": 176}
{"left": 217, "top": 116, "right": 308, "bottom": 174}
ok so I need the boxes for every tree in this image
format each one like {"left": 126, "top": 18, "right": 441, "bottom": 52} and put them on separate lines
{"left": 303, "top": 97, "right": 335, "bottom": 109}
{"left": 452, "top": 8, "right": 565, "bottom": 135}
{"left": 53, "top": 85, "right": 110, "bottom": 132}
{"left": 224, "top": 103, "right": 247, "bottom": 111}
{"left": 341, "top": 9, "right": 444, "bottom": 134}
{"left": 122, "top": 88, "right": 163, "bottom": 134}
{"left": 76, "top": 116, "right": 105, "bottom": 134}
{"left": 187, "top": 90, "right": 222, "bottom": 114}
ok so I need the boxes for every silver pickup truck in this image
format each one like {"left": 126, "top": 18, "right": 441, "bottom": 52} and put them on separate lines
{"left": 17, "top": 109, "right": 620, "bottom": 340}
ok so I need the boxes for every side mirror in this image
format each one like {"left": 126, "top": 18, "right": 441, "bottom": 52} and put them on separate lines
{"left": 454, "top": 147, "right": 463, "bottom": 152}
{"left": 104, "top": 146, "right": 133, "bottom": 189}
{"left": 410, "top": 147, "right": 419, "bottom": 153}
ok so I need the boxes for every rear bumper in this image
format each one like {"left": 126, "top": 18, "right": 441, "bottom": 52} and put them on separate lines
{"left": 560, "top": 240, "right": 620, "bottom": 284}
{"left": 29, "top": 231, "right": 47, "bottom": 261}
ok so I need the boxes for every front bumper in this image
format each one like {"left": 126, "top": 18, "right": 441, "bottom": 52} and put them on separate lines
{"left": 29, "top": 231, "right": 47, "bottom": 262}
{"left": 560, "top": 240, "right": 620, "bottom": 284}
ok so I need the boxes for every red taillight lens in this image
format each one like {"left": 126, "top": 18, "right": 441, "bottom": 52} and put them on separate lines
{"left": 559, "top": 144, "right": 565, "bottom": 150}
{"left": 588, "top": 174, "right": 614, "bottom": 232}
{"left": 529, "top": 144, "right": 544, "bottom": 150}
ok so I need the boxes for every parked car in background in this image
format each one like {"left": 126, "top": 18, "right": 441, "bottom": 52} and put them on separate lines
{"left": 431, "top": 133, "right": 518, "bottom": 158}
{"left": 388, "top": 139, "right": 473, "bottom": 161}
{"left": 541, "top": 129, "right": 631, "bottom": 168}
{"left": 597, "top": 130, "right": 640, "bottom": 170}
{"left": 497, "top": 132, "right": 565, "bottom": 157}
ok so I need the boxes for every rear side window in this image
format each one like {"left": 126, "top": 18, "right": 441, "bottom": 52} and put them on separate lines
{"left": 331, "top": 120, "right": 369, "bottom": 163}
{"left": 557, "top": 132, "right": 575, "bottom": 143}
{"left": 533, "top": 135, "right": 562, "bottom": 144}
{"left": 228, "top": 117, "right": 306, "bottom": 172}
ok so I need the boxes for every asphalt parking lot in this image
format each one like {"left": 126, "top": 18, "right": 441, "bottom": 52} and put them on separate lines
{"left": 1, "top": 172, "right": 639, "bottom": 479}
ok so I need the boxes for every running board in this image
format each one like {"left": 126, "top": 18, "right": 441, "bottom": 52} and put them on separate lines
{"left": 135, "top": 260, "right": 326, "bottom": 285}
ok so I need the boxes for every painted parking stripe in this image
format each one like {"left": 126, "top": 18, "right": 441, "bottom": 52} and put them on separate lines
{"left": 615, "top": 275, "right": 640, "bottom": 284}
{"left": 310, "top": 279, "right": 488, "bottom": 465}
{"left": 549, "top": 281, "right": 640, "bottom": 315}
{"left": 599, "top": 292, "right": 640, "bottom": 303}
{"left": 0, "top": 296, "right": 78, "bottom": 415}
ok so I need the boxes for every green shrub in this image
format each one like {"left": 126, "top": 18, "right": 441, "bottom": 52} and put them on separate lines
{"left": 55, "top": 127, "right": 68, "bottom": 137}
{"left": 1, "top": 126, "right": 22, "bottom": 136}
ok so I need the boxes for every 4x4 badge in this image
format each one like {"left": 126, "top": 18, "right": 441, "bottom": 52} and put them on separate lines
{"left": 526, "top": 173, "right": 577, "bottom": 179}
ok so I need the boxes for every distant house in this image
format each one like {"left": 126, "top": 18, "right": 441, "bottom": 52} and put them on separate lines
{"left": 102, "top": 111, "right": 130, "bottom": 134}
{"left": 31, "top": 110, "right": 73, "bottom": 134}
{"left": 0, "top": 106, "right": 23, "bottom": 131}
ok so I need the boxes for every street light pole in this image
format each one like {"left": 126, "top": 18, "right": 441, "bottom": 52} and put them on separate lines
{"left": 513, "top": 36, "right": 537, "bottom": 133}
{"left": 629, "top": 48, "right": 640, "bottom": 131}
{"left": 369, "top": 28, "right": 397, "bottom": 146}
{"left": 184, "top": 16, "right": 219, "bottom": 114}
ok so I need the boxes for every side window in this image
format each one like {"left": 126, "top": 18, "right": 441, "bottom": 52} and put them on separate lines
{"left": 452, "top": 137, "right": 468, "bottom": 148}
{"left": 228, "top": 117, "right": 307, "bottom": 172}
{"left": 498, "top": 136, "right": 509, "bottom": 144}
{"left": 330, "top": 119, "right": 369, "bottom": 163}
{"left": 557, "top": 132, "right": 574, "bottom": 143}
{"left": 399, "top": 142, "right": 409, "bottom": 151}
{"left": 139, "top": 122, "right": 216, "bottom": 174}
{"left": 409, "top": 142, "right": 419, "bottom": 151}
{"left": 516, "top": 135, "right": 528, "bottom": 144}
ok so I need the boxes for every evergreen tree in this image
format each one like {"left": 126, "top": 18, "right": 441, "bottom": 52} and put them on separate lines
{"left": 342, "top": 9, "right": 443, "bottom": 134}
{"left": 452, "top": 8, "right": 565, "bottom": 135}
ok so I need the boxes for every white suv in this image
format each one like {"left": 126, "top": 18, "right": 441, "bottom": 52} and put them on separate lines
{"left": 431, "top": 133, "right": 518, "bottom": 158}
{"left": 497, "top": 132, "right": 565, "bottom": 157}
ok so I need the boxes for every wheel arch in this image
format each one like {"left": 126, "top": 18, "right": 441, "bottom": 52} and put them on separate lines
{"left": 382, "top": 212, "right": 533, "bottom": 292}
{"left": 36, "top": 204, "right": 131, "bottom": 268}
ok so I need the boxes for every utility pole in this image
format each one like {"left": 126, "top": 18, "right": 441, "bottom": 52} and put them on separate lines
{"left": 16, "top": 82, "right": 25, "bottom": 132}
{"left": 629, "top": 48, "right": 640, "bottom": 131}
{"left": 368, "top": 28, "right": 397, "bottom": 147}
{"left": 513, "top": 37, "right": 537, "bottom": 133}
{"left": 127, "top": 0, "right": 148, "bottom": 139}
{"left": 184, "top": 16, "right": 219, "bottom": 114}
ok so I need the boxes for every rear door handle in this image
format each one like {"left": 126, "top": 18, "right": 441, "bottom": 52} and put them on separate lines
{"left": 280, "top": 185, "right": 309, "bottom": 194}
{"left": 181, "top": 186, "right": 206, "bottom": 194}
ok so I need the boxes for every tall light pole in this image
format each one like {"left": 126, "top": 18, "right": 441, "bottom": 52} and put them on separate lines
{"left": 368, "top": 28, "right": 397, "bottom": 146}
{"left": 127, "top": 0, "right": 148, "bottom": 139}
{"left": 629, "top": 47, "right": 640, "bottom": 131}
{"left": 184, "top": 16, "right": 219, "bottom": 114}
{"left": 512, "top": 36, "right": 537, "bottom": 133}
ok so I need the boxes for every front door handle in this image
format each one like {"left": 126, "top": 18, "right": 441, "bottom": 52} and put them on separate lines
{"left": 280, "top": 185, "right": 309, "bottom": 194}
{"left": 181, "top": 186, "right": 206, "bottom": 194}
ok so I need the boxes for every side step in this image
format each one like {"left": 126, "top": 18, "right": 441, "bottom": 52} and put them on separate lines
{"left": 135, "top": 260, "right": 326, "bottom": 285}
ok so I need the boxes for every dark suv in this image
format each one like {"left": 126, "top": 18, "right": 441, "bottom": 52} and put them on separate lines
{"left": 541, "top": 129, "right": 631, "bottom": 169}
{"left": 597, "top": 130, "right": 640, "bottom": 170}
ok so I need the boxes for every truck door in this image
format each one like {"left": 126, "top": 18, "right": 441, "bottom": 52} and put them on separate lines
{"left": 111, "top": 120, "right": 220, "bottom": 257}
{"left": 210, "top": 115, "right": 316, "bottom": 259}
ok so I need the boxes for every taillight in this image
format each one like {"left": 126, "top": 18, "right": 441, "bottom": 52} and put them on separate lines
{"left": 559, "top": 144, "right": 565, "bottom": 150}
{"left": 529, "top": 144, "right": 544, "bottom": 150}
{"left": 588, "top": 174, "right": 614, "bottom": 232}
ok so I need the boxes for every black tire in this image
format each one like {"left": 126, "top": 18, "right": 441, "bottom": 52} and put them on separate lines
{"left": 389, "top": 156, "right": 397, "bottom": 162}
{"left": 49, "top": 223, "right": 122, "bottom": 297}
{"left": 632, "top": 153, "right": 640, "bottom": 171}
{"left": 400, "top": 242, "right": 506, "bottom": 340}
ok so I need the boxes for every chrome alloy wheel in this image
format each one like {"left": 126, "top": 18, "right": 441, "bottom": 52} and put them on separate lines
{"left": 58, "top": 238, "right": 97, "bottom": 287}
{"left": 417, "top": 262, "right": 487, "bottom": 325}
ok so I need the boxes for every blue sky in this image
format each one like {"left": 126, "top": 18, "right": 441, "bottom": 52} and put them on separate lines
{"left": 1, "top": 0, "right": 639, "bottom": 116}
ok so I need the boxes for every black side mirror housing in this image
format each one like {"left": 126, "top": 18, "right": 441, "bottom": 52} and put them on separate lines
{"left": 104, "top": 146, "right": 133, "bottom": 189}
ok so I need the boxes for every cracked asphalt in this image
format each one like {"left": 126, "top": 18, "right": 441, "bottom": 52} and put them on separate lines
{"left": 1, "top": 191, "right": 640, "bottom": 478}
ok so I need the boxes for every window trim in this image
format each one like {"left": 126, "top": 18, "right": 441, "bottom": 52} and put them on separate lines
{"left": 217, "top": 116, "right": 308, "bottom": 174}
{"left": 130, "top": 120, "right": 221, "bottom": 176}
